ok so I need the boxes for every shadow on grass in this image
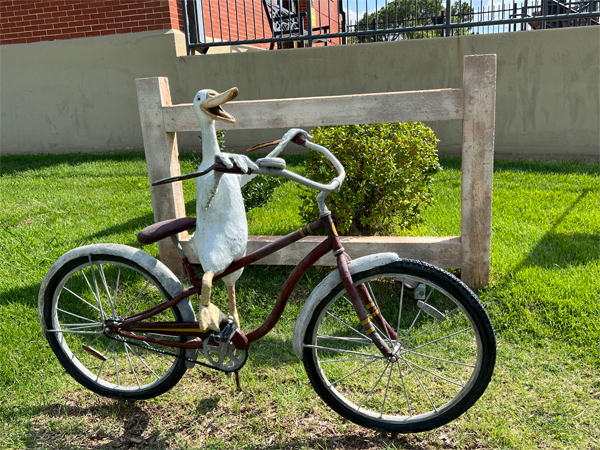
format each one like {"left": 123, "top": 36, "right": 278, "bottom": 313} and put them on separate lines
{"left": 509, "top": 189, "right": 598, "bottom": 270}
{"left": 12, "top": 397, "right": 441, "bottom": 450}
{"left": 83, "top": 199, "right": 200, "bottom": 242}
{"left": 251, "top": 432, "right": 438, "bottom": 450}
{"left": 0, "top": 150, "right": 305, "bottom": 178}
{"left": 0, "top": 151, "right": 149, "bottom": 177}
{"left": 492, "top": 158, "right": 600, "bottom": 176}
{"left": 13, "top": 400, "right": 170, "bottom": 450}
{"left": 437, "top": 157, "right": 600, "bottom": 176}
{"left": 521, "top": 232, "right": 600, "bottom": 268}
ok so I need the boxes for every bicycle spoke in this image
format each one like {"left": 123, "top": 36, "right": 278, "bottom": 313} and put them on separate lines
{"left": 47, "top": 329, "right": 103, "bottom": 335}
{"left": 319, "top": 356, "right": 378, "bottom": 364}
{"left": 401, "top": 357, "right": 465, "bottom": 388}
{"left": 401, "top": 306, "right": 460, "bottom": 347}
{"left": 396, "top": 279, "right": 405, "bottom": 337}
{"left": 57, "top": 323, "right": 103, "bottom": 330}
{"left": 128, "top": 344, "right": 161, "bottom": 381}
{"left": 87, "top": 257, "right": 107, "bottom": 321}
{"left": 62, "top": 287, "right": 101, "bottom": 314}
{"left": 400, "top": 288, "right": 433, "bottom": 345}
{"left": 329, "top": 356, "right": 380, "bottom": 386}
{"left": 98, "top": 263, "right": 117, "bottom": 318}
{"left": 327, "top": 307, "right": 369, "bottom": 340}
{"left": 404, "top": 350, "right": 476, "bottom": 368}
{"left": 114, "top": 266, "right": 121, "bottom": 308}
{"left": 113, "top": 340, "right": 120, "bottom": 387}
{"left": 380, "top": 357, "right": 394, "bottom": 417}
{"left": 96, "top": 357, "right": 106, "bottom": 382}
{"left": 124, "top": 344, "right": 141, "bottom": 389}
{"left": 395, "top": 358, "right": 413, "bottom": 416}
{"left": 316, "top": 334, "right": 372, "bottom": 344}
{"left": 56, "top": 307, "right": 100, "bottom": 323}
{"left": 399, "top": 327, "right": 472, "bottom": 356}
{"left": 398, "top": 353, "right": 438, "bottom": 412}
{"left": 304, "top": 344, "right": 385, "bottom": 359}
{"left": 357, "top": 360, "right": 390, "bottom": 412}
{"left": 123, "top": 280, "right": 151, "bottom": 317}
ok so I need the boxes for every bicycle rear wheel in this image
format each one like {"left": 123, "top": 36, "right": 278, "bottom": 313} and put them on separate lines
{"left": 302, "top": 260, "right": 496, "bottom": 432}
{"left": 41, "top": 253, "right": 189, "bottom": 399}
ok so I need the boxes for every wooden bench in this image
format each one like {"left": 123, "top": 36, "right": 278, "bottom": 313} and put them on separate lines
{"left": 135, "top": 54, "right": 496, "bottom": 288}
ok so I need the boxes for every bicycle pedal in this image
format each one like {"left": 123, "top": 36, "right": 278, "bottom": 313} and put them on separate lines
{"left": 215, "top": 316, "right": 237, "bottom": 343}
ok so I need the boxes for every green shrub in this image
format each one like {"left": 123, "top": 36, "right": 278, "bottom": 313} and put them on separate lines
{"left": 242, "top": 176, "right": 287, "bottom": 212}
{"left": 299, "top": 123, "right": 441, "bottom": 235}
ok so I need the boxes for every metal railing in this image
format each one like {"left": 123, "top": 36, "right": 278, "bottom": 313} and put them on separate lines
{"left": 181, "top": 0, "right": 599, "bottom": 54}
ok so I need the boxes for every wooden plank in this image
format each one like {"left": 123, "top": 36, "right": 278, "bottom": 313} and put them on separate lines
{"left": 180, "top": 235, "right": 462, "bottom": 268}
{"left": 460, "top": 55, "right": 497, "bottom": 288}
{"left": 135, "top": 77, "right": 187, "bottom": 277}
{"left": 163, "top": 89, "right": 464, "bottom": 132}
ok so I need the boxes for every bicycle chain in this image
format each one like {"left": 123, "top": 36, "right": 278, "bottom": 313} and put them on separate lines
{"left": 105, "top": 332, "right": 239, "bottom": 373}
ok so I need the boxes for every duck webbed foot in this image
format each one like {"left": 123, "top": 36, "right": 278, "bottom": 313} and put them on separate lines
{"left": 198, "top": 271, "right": 227, "bottom": 332}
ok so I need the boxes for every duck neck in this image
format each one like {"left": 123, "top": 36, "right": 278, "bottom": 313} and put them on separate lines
{"left": 199, "top": 121, "right": 220, "bottom": 171}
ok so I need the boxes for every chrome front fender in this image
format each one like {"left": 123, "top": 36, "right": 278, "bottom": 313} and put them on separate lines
{"left": 292, "top": 252, "right": 400, "bottom": 359}
{"left": 38, "top": 244, "right": 198, "bottom": 368}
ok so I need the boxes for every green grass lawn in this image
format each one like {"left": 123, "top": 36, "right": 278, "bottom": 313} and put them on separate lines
{"left": 0, "top": 152, "right": 598, "bottom": 449}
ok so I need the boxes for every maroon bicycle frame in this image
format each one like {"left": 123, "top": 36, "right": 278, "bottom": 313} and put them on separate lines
{"left": 107, "top": 177, "right": 397, "bottom": 358}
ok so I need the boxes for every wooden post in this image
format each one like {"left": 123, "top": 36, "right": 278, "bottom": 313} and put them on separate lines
{"left": 460, "top": 55, "right": 497, "bottom": 288}
{"left": 136, "top": 77, "right": 187, "bottom": 277}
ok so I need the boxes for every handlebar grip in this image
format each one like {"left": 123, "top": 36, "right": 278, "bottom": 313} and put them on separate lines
{"left": 291, "top": 135, "right": 307, "bottom": 147}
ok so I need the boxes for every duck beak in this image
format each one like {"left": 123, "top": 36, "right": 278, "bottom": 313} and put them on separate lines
{"left": 201, "top": 87, "right": 238, "bottom": 123}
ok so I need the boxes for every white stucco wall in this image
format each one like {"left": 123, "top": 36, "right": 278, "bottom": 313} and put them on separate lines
{"left": 1, "top": 27, "right": 598, "bottom": 160}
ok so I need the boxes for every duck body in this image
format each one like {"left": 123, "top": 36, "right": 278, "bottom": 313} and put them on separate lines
{"left": 192, "top": 168, "right": 246, "bottom": 285}
{"left": 189, "top": 88, "right": 250, "bottom": 287}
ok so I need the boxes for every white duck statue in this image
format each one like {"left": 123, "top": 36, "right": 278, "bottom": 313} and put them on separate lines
{"left": 191, "top": 87, "right": 258, "bottom": 332}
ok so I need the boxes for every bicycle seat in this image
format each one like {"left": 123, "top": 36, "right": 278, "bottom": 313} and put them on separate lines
{"left": 137, "top": 217, "right": 196, "bottom": 245}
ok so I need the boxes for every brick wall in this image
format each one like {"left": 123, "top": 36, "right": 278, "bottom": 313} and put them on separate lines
{"left": 200, "top": 0, "right": 269, "bottom": 45}
{"left": 196, "top": 0, "right": 341, "bottom": 48}
{"left": 299, "top": 0, "right": 341, "bottom": 45}
{"left": 0, "top": 0, "right": 183, "bottom": 45}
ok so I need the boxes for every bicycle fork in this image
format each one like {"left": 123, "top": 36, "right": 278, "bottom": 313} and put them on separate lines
{"left": 324, "top": 216, "right": 398, "bottom": 360}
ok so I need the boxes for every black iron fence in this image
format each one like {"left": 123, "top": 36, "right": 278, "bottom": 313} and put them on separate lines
{"left": 181, "top": 0, "right": 599, "bottom": 54}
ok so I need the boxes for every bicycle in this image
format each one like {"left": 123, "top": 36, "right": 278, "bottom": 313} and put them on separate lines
{"left": 38, "top": 132, "right": 496, "bottom": 433}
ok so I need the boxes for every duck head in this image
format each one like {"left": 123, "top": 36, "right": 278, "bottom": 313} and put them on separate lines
{"left": 193, "top": 87, "right": 238, "bottom": 126}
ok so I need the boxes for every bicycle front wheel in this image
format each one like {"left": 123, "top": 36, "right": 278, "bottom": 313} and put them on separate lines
{"left": 303, "top": 260, "right": 496, "bottom": 432}
{"left": 41, "top": 253, "right": 189, "bottom": 399}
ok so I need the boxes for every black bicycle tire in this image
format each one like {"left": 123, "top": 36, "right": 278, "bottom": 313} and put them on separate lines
{"left": 42, "top": 253, "right": 189, "bottom": 400}
{"left": 302, "top": 259, "right": 496, "bottom": 432}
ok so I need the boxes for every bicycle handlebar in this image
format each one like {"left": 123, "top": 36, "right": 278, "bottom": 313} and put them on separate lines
{"left": 153, "top": 131, "right": 345, "bottom": 194}
{"left": 267, "top": 135, "right": 346, "bottom": 194}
